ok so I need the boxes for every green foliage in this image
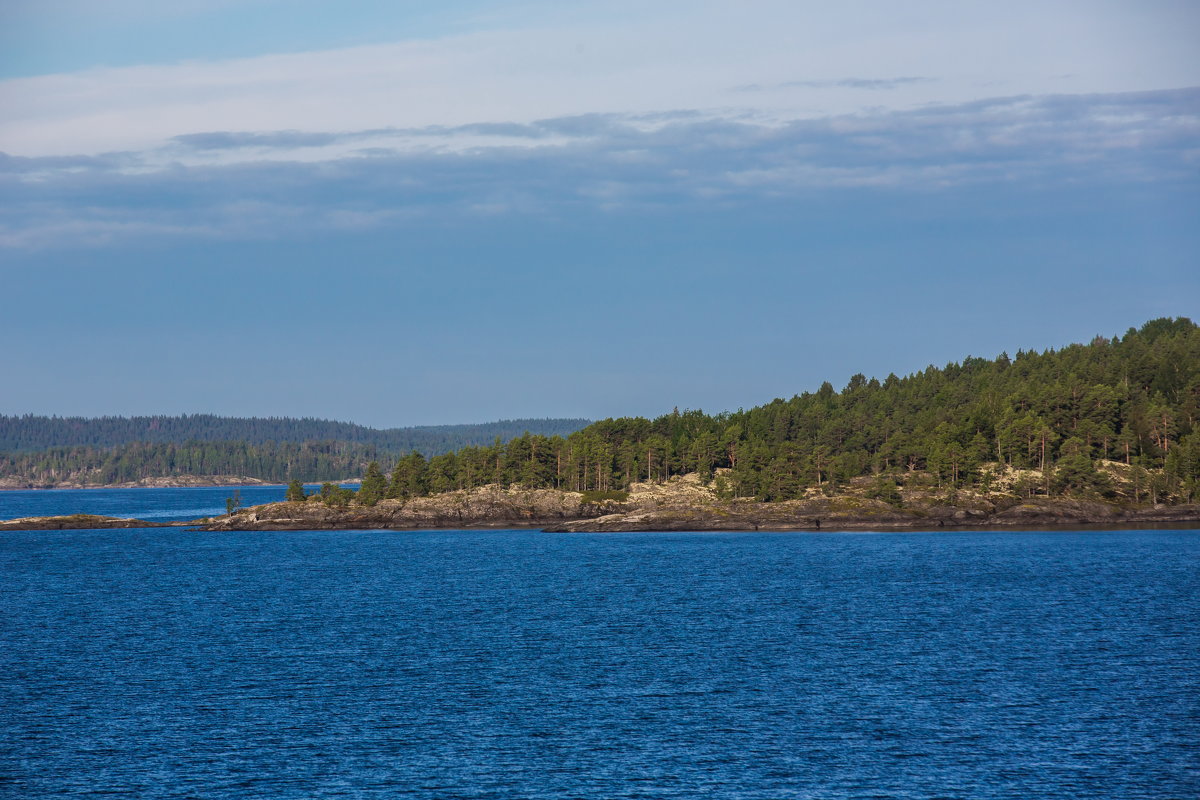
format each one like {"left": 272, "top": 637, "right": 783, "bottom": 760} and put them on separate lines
{"left": 0, "top": 414, "right": 592, "bottom": 454}
{"left": 8, "top": 319, "right": 1197, "bottom": 508}
{"left": 224, "top": 490, "right": 242, "bottom": 516}
{"left": 579, "top": 490, "right": 630, "bottom": 504}
{"left": 1165, "top": 432, "right": 1200, "bottom": 502}
{"left": 713, "top": 474, "right": 735, "bottom": 501}
{"left": 357, "top": 461, "right": 387, "bottom": 507}
{"left": 865, "top": 477, "right": 903, "bottom": 506}
{"left": 319, "top": 483, "right": 355, "bottom": 508}
{"left": 1012, "top": 472, "right": 1040, "bottom": 499}
{"left": 366, "top": 317, "right": 1200, "bottom": 507}
{"left": 0, "top": 440, "right": 384, "bottom": 485}
{"left": 1053, "top": 454, "right": 1112, "bottom": 497}
{"left": 0, "top": 418, "right": 593, "bottom": 487}
{"left": 387, "top": 451, "right": 428, "bottom": 500}
{"left": 1128, "top": 464, "right": 1150, "bottom": 503}
{"left": 285, "top": 479, "right": 306, "bottom": 502}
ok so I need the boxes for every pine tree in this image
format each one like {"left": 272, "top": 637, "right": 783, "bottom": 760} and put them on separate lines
{"left": 387, "top": 451, "right": 428, "bottom": 500}
{"left": 286, "top": 479, "right": 306, "bottom": 502}
{"left": 358, "top": 461, "right": 387, "bottom": 506}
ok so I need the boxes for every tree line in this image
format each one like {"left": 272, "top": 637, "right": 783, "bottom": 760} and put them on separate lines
{"left": 0, "top": 414, "right": 591, "bottom": 454}
{"left": 1, "top": 440, "right": 382, "bottom": 485}
{"left": 7, "top": 319, "right": 1198, "bottom": 503}
{"left": 336, "top": 318, "right": 1199, "bottom": 505}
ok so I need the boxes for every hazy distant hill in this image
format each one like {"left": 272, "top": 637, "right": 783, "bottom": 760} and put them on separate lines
{"left": 0, "top": 415, "right": 592, "bottom": 455}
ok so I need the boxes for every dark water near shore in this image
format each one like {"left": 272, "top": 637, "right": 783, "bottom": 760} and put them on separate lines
{"left": 2, "top": 526, "right": 1197, "bottom": 799}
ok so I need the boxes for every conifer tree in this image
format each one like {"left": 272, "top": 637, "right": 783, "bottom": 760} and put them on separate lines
{"left": 387, "top": 451, "right": 428, "bottom": 500}
{"left": 358, "top": 461, "right": 387, "bottom": 506}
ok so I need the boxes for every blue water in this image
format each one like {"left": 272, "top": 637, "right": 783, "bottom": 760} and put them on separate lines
{"left": 0, "top": 485, "right": 349, "bottom": 522}
{"left": 2, "top": 527, "right": 1197, "bottom": 799}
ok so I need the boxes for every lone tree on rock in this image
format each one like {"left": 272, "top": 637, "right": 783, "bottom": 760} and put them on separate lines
{"left": 285, "top": 479, "right": 306, "bottom": 502}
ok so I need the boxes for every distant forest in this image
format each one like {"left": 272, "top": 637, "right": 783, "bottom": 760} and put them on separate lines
{"left": 0, "top": 417, "right": 590, "bottom": 486}
{"left": 362, "top": 317, "right": 1200, "bottom": 505}
{"left": 0, "top": 415, "right": 591, "bottom": 452}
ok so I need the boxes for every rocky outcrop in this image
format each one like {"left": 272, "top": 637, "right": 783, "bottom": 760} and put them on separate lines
{"left": 545, "top": 499, "right": 1200, "bottom": 532}
{"left": 200, "top": 484, "right": 616, "bottom": 531}
{"left": 0, "top": 475, "right": 275, "bottom": 490}
{"left": 0, "top": 515, "right": 182, "bottom": 531}
{"left": 8, "top": 474, "right": 1197, "bottom": 532}
{"left": 199, "top": 474, "right": 1200, "bottom": 532}
{"left": 544, "top": 481, "right": 1200, "bottom": 531}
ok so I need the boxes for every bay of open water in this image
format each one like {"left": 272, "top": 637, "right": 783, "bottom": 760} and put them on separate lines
{"left": 0, "top": 485, "right": 327, "bottom": 523}
{"left": 1, "top": 493, "right": 1197, "bottom": 798}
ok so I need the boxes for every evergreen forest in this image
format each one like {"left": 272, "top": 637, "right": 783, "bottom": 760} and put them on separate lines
{"left": 4, "top": 319, "right": 1199, "bottom": 503}
{"left": 362, "top": 318, "right": 1200, "bottom": 505}
{"left": 0, "top": 415, "right": 590, "bottom": 452}
{"left": 0, "top": 418, "right": 589, "bottom": 486}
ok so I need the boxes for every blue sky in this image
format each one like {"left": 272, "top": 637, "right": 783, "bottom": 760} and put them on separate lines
{"left": 1, "top": 1, "right": 1198, "bottom": 427}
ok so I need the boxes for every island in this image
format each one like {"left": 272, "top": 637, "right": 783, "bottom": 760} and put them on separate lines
{"left": 189, "top": 472, "right": 1200, "bottom": 532}
{"left": 8, "top": 468, "right": 1198, "bottom": 533}
{"left": 4, "top": 318, "right": 1198, "bottom": 533}
{"left": 0, "top": 514, "right": 190, "bottom": 531}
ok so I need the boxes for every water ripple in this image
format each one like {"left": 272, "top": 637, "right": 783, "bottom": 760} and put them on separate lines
{"left": 1, "top": 529, "right": 1197, "bottom": 798}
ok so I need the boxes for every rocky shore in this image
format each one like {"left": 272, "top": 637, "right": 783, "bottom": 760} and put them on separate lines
{"left": 198, "top": 474, "right": 1200, "bottom": 533}
{"left": 5, "top": 475, "right": 1199, "bottom": 532}
{"left": 543, "top": 497, "right": 1200, "bottom": 532}
{"left": 0, "top": 514, "right": 185, "bottom": 531}
{"left": 200, "top": 485, "right": 594, "bottom": 531}
{"left": 0, "top": 475, "right": 279, "bottom": 490}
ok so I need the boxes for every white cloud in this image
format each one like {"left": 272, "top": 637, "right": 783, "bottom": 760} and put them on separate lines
{"left": 2, "top": 1, "right": 1197, "bottom": 158}
{"left": 3, "top": 89, "right": 1195, "bottom": 250}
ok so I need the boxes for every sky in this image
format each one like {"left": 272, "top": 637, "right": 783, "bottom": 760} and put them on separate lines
{"left": 1, "top": 1, "right": 1198, "bottom": 428}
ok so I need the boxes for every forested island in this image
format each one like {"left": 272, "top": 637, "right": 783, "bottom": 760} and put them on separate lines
{"left": 5, "top": 318, "right": 1199, "bottom": 532}
{"left": 197, "top": 317, "right": 1200, "bottom": 531}
{"left": 290, "top": 319, "right": 1197, "bottom": 498}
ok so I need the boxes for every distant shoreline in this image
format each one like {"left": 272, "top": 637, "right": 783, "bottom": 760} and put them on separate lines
{"left": 0, "top": 479, "right": 278, "bottom": 491}
{"left": 0, "top": 478, "right": 361, "bottom": 491}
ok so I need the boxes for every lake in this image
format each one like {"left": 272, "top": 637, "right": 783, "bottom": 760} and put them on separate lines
{"left": 1, "top": 491, "right": 1197, "bottom": 798}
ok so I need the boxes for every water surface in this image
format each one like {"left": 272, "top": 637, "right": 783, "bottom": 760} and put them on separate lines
{"left": 0, "top": 485, "right": 338, "bottom": 522}
{"left": 2, "top": 529, "right": 1197, "bottom": 798}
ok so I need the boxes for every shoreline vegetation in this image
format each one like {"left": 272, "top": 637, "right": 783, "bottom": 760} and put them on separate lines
{"left": 234, "top": 318, "right": 1200, "bottom": 525}
{"left": 3, "top": 473, "right": 1199, "bottom": 532}
{"left": 4, "top": 318, "right": 1199, "bottom": 532}
{"left": 210, "top": 467, "right": 1200, "bottom": 532}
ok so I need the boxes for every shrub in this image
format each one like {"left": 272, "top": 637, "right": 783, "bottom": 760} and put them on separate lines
{"left": 579, "top": 490, "right": 629, "bottom": 504}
